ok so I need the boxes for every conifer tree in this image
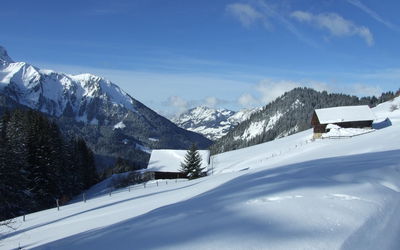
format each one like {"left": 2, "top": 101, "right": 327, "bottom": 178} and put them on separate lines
{"left": 74, "top": 138, "right": 98, "bottom": 189}
{"left": 180, "top": 144, "right": 204, "bottom": 180}
{"left": 0, "top": 110, "right": 31, "bottom": 219}
{"left": 0, "top": 109, "right": 100, "bottom": 220}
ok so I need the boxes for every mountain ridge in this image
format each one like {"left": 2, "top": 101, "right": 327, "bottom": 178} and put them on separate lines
{"left": 173, "top": 106, "right": 260, "bottom": 140}
{"left": 0, "top": 46, "right": 212, "bottom": 169}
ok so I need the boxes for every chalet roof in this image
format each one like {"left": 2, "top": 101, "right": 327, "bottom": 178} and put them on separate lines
{"left": 147, "top": 149, "right": 210, "bottom": 173}
{"left": 315, "top": 105, "right": 376, "bottom": 124}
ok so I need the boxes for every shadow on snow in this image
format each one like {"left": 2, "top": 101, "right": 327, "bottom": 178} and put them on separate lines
{"left": 29, "top": 150, "right": 400, "bottom": 249}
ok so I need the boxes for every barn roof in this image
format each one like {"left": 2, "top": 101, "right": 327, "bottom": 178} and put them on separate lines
{"left": 315, "top": 105, "right": 376, "bottom": 124}
{"left": 147, "top": 149, "right": 210, "bottom": 173}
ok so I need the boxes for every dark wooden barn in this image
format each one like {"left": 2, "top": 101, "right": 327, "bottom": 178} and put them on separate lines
{"left": 152, "top": 171, "right": 187, "bottom": 180}
{"left": 311, "top": 105, "right": 375, "bottom": 138}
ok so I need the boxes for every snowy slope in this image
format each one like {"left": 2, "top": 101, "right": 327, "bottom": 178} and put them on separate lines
{"left": 173, "top": 106, "right": 259, "bottom": 140}
{"left": 1, "top": 97, "right": 400, "bottom": 250}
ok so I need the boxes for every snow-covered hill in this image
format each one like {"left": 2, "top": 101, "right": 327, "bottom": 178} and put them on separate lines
{"left": 0, "top": 46, "right": 211, "bottom": 167}
{"left": 210, "top": 87, "right": 395, "bottom": 154}
{"left": 173, "top": 106, "right": 259, "bottom": 140}
{"left": 1, "top": 97, "right": 400, "bottom": 249}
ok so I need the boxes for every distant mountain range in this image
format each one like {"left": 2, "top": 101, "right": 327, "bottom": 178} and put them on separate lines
{"left": 172, "top": 106, "right": 260, "bottom": 140}
{"left": 0, "top": 46, "right": 211, "bottom": 169}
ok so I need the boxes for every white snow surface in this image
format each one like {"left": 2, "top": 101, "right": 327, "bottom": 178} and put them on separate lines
{"left": 315, "top": 105, "right": 376, "bottom": 124}
{"left": 147, "top": 149, "right": 210, "bottom": 172}
{"left": 1, "top": 97, "right": 400, "bottom": 250}
{"left": 113, "top": 121, "right": 126, "bottom": 130}
{"left": 322, "top": 127, "right": 374, "bottom": 138}
{"left": 236, "top": 112, "right": 283, "bottom": 141}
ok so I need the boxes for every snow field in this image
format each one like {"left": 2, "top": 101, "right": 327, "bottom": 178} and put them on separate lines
{"left": 1, "top": 96, "right": 400, "bottom": 249}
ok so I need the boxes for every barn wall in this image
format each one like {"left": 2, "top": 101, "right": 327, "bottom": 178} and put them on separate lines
{"left": 313, "top": 124, "right": 327, "bottom": 133}
{"left": 334, "top": 120, "right": 373, "bottom": 128}
{"left": 153, "top": 171, "right": 187, "bottom": 179}
{"left": 311, "top": 112, "right": 320, "bottom": 126}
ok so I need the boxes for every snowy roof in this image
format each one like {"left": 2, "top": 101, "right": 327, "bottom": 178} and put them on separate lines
{"left": 147, "top": 149, "right": 210, "bottom": 172}
{"left": 315, "top": 105, "right": 376, "bottom": 124}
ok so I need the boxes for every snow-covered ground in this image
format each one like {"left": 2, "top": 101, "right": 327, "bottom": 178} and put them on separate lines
{"left": 1, "top": 97, "right": 400, "bottom": 250}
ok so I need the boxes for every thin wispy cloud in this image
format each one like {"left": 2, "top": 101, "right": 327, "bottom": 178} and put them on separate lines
{"left": 226, "top": 1, "right": 318, "bottom": 47}
{"left": 256, "top": 1, "right": 319, "bottom": 47}
{"left": 346, "top": 0, "right": 399, "bottom": 31}
{"left": 350, "top": 83, "right": 382, "bottom": 97}
{"left": 347, "top": 68, "right": 400, "bottom": 81}
{"left": 164, "top": 96, "right": 189, "bottom": 114}
{"left": 291, "top": 11, "right": 374, "bottom": 46}
{"left": 238, "top": 78, "right": 382, "bottom": 108}
{"left": 238, "top": 93, "right": 258, "bottom": 108}
{"left": 256, "top": 79, "right": 300, "bottom": 104}
{"left": 204, "top": 96, "right": 229, "bottom": 108}
{"left": 226, "top": 3, "right": 271, "bottom": 29}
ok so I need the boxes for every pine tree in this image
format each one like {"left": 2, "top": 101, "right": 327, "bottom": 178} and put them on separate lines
{"left": 0, "top": 110, "right": 31, "bottom": 220}
{"left": 180, "top": 144, "right": 204, "bottom": 180}
{"left": 26, "top": 111, "right": 61, "bottom": 209}
{"left": 0, "top": 109, "right": 100, "bottom": 219}
{"left": 74, "top": 138, "right": 98, "bottom": 189}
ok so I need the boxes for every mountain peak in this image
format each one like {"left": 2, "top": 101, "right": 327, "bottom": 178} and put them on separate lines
{"left": 173, "top": 106, "right": 258, "bottom": 140}
{"left": 71, "top": 73, "right": 103, "bottom": 82}
{"left": 0, "top": 46, "right": 15, "bottom": 64}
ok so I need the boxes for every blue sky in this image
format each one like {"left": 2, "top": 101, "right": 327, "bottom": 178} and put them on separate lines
{"left": 2, "top": 0, "right": 400, "bottom": 116}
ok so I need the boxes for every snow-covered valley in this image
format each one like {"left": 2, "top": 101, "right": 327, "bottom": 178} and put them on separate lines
{"left": 1, "top": 97, "right": 400, "bottom": 250}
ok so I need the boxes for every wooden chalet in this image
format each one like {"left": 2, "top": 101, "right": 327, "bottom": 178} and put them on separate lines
{"left": 311, "top": 105, "right": 375, "bottom": 138}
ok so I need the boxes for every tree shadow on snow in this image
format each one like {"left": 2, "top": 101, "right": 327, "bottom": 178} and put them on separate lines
{"left": 33, "top": 150, "right": 400, "bottom": 250}
{"left": 1, "top": 182, "right": 201, "bottom": 242}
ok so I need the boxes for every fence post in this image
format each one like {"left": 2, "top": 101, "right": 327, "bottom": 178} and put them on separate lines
{"left": 143, "top": 182, "right": 146, "bottom": 188}
{"left": 128, "top": 186, "right": 131, "bottom": 192}
{"left": 23, "top": 214, "right": 25, "bottom": 222}
{"left": 56, "top": 199, "right": 60, "bottom": 211}
{"left": 211, "top": 156, "right": 214, "bottom": 175}
{"left": 157, "top": 181, "right": 159, "bottom": 187}
{"left": 109, "top": 189, "right": 112, "bottom": 196}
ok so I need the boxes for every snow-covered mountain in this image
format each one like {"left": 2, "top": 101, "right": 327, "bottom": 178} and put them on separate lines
{"left": 2, "top": 96, "right": 399, "bottom": 250}
{"left": 1, "top": 46, "right": 146, "bottom": 122}
{"left": 211, "top": 87, "right": 395, "bottom": 154}
{"left": 0, "top": 46, "right": 211, "bottom": 167}
{"left": 173, "top": 106, "right": 259, "bottom": 140}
